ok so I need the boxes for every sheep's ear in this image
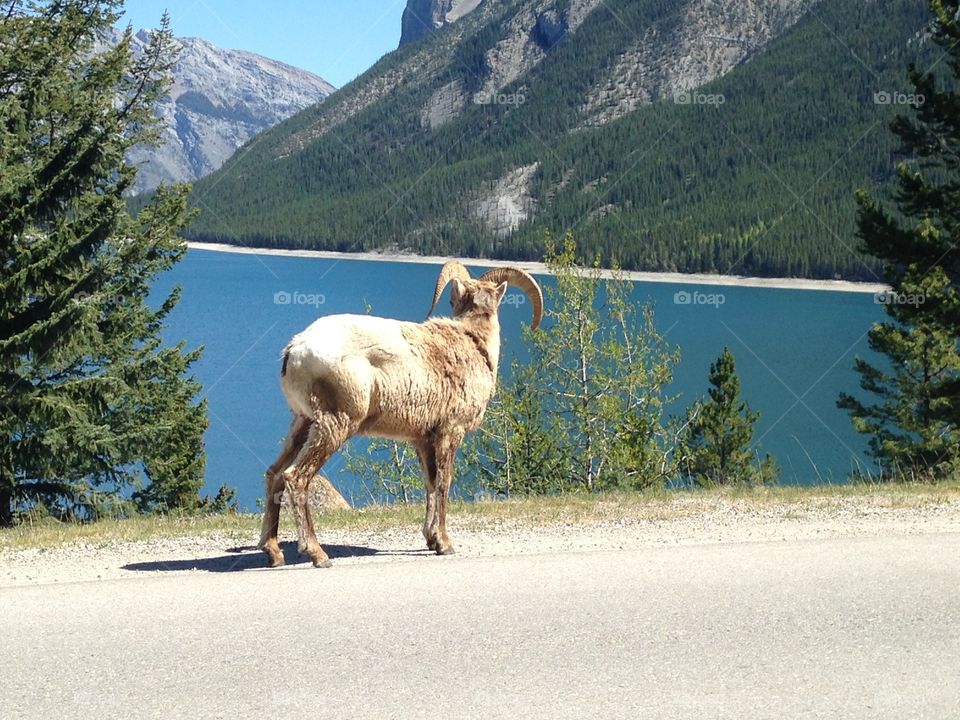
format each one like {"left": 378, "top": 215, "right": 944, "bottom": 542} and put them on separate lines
{"left": 451, "top": 279, "right": 464, "bottom": 305}
{"left": 495, "top": 281, "right": 508, "bottom": 304}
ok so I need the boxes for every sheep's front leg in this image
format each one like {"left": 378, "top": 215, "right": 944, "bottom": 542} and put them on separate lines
{"left": 430, "top": 432, "right": 463, "bottom": 556}
{"left": 423, "top": 488, "right": 438, "bottom": 551}
{"left": 433, "top": 479, "right": 454, "bottom": 555}
{"left": 415, "top": 442, "right": 438, "bottom": 551}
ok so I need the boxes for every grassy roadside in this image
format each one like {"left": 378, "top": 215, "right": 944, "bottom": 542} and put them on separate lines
{"left": 2, "top": 480, "right": 959, "bottom": 552}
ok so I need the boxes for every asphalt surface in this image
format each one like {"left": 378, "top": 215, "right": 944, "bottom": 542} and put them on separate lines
{"left": 2, "top": 533, "right": 958, "bottom": 719}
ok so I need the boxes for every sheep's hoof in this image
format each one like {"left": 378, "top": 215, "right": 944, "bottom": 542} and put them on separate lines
{"left": 425, "top": 538, "right": 438, "bottom": 552}
{"left": 305, "top": 547, "right": 332, "bottom": 568}
{"left": 435, "top": 544, "right": 455, "bottom": 556}
{"left": 261, "top": 544, "right": 285, "bottom": 568}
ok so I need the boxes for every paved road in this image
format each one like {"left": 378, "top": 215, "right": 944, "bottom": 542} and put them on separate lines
{"left": 2, "top": 534, "right": 958, "bottom": 719}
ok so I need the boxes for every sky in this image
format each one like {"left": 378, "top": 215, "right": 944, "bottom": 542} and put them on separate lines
{"left": 117, "top": 0, "right": 408, "bottom": 88}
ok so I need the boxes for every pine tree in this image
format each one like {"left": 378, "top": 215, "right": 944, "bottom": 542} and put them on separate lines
{"left": 680, "top": 347, "right": 779, "bottom": 488}
{"left": 0, "top": 1, "right": 212, "bottom": 523}
{"left": 837, "top": 0, "right": 960, "bottom": 480}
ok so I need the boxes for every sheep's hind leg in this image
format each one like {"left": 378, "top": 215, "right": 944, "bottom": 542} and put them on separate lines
{"left": 259, "top": 415, "right": 311, "bottom": 568}
{"left": 284, "top": 469, "right": 331, "bottom": 568}
{"left": 287, "top": 480, "right": 332, "bottom": 568}
{"left": 284, "top": 412, "right": 353, "bottom": 568}
{"left": 260, "top": 472, "right": 288, "bottom": 568}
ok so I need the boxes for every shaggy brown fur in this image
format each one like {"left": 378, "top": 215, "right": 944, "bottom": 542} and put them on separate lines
{"left": 257, "top": 264, "right": 542, "bottom": 567}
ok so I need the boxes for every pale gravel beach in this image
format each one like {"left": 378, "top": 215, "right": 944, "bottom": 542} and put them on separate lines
{"left": 3, "top": 494, "right": 958, "bottom": 587}
{"left": 186, "top": 241, "right": 890, "bottom": 294}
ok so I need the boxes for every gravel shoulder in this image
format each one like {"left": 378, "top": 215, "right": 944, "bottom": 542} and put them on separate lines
{"left": 3, "top": 493, "right": 959, "bottom": 587}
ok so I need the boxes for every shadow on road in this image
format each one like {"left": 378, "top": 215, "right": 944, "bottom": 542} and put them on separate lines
{"left": 120, "top": 541, "right": 425, "bottom": 573}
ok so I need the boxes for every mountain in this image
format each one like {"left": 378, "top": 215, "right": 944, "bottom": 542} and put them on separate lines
{"left": 399, "top": 0, "right": 484, "bottom": 47}
{"left": 107, "top": 28, "right": 335, "bottom": 194}
{"left": 184, "top": 0, "right": 932, "bottom": 281}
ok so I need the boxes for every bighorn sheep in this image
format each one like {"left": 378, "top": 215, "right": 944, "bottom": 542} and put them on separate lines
{"left": 258, "top": 262, "right": 543, "bottom": 568}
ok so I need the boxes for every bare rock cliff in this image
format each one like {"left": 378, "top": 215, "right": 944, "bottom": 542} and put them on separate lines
{"left": 399, "top": 0, "right": 484, "bottom": 47}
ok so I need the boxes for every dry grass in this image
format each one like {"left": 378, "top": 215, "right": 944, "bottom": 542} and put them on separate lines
{"left": 2, "top": 479, "right": 959, "bottom": 552}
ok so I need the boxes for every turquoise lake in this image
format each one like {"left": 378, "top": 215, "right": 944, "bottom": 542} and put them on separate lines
{"left": 153, "top": 248, "right": 887, "bottom": 510}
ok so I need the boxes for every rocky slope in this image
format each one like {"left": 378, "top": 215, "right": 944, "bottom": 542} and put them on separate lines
{"left": 580, "top": 0, "right": 813, "bottom": 126}
{"left": 107, "top": 28, "right": 335, "bottom": 194}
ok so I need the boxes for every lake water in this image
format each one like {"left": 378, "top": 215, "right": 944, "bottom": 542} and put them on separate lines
{"left": 153, "top": 248, "right": 886, "bottom": 510}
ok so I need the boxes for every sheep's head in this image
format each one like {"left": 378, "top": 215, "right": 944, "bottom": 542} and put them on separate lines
{"left": 425, "top": 261, "right": 543, "bottom": 329}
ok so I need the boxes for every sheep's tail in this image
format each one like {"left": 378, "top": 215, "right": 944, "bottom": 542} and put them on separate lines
{"left": 281, "top": 346, "right": 291, "bottom": 377}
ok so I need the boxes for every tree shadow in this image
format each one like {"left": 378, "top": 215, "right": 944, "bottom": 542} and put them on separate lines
{"left": 120, "top": 541, "right": 416, "bottom": 574}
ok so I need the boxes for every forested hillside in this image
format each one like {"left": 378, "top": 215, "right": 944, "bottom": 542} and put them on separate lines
{"left": 185, "top": 0, "right": 932, "bottom": 280}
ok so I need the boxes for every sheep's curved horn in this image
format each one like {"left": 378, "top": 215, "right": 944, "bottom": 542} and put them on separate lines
{"left": 426, "top": 261, "right": 473, "bottom": 319}
{"left": 479, "top": 267, "right": 544, "bottom": 330}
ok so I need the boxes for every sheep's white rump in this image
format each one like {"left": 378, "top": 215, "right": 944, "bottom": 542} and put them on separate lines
{"left": 280, "top": 314, "right": 421, "bottom": 420}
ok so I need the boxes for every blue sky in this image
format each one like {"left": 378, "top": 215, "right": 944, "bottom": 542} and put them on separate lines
{"left": 117, "top": 1, "right": 408, "bottom": 88}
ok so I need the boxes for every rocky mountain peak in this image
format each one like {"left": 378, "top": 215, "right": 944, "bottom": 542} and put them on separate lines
{"left": 398, "top": 0, "right": 484, "bottom": 47}
{"left": 104, "top": 27, "right": 336, "bottom": 194}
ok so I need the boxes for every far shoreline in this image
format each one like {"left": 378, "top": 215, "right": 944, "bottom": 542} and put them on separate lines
{"left": 185, "top": 241, "right": 889, "bottom": 295}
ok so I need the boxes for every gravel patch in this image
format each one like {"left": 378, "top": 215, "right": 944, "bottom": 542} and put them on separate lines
{"left": 2, "top": 496, "right": 958, "bottom": 587}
